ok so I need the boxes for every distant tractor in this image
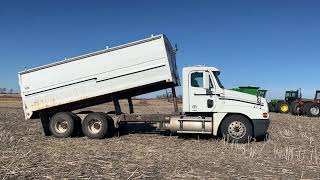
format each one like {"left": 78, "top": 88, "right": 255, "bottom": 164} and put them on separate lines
{"left": 231, "top": 86, "right": 267, "bottom": 98}
{"left": 290, "top": 90, "right": 320, "bottom": 117}
{"left": 268, "top": 90, "right": 301, "bottom": 114}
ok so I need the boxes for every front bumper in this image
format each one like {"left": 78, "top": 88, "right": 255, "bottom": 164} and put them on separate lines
{"left": 252, "top": 119, "right": 270, "bottom": 137}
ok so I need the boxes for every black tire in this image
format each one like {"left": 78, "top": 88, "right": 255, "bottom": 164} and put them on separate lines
{"left": 290, "top": 102, "right": 301, "bottom": 115}
{"left": 305, "top": 103, "right": 320, "bottom": 117}
{"left": 221, "top": 115, "right": 253, "bottom": 143}
{"left": 69, "top": 112, "right": 83, "bottom": 136}
{"left": 268, "top": 102, "right": 275, "bottom": 112}
{"left": 82, "top": 112, "right": 113, "bottom": 139}
{"left": 302, "top": 102, "right": 313, "bottom": 115}
{"left": 103, "top": 114, "right": 115, "bottom": 138}
{"left": 49, "top": 112, "right": 75, "bottom": 138}
{"left": 276, "top": 101, "right": 290, "bottom": 113}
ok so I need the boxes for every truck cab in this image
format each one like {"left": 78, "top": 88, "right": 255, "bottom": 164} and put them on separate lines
{"left": 169, "top": 66, "right": 270, "bottom": 142}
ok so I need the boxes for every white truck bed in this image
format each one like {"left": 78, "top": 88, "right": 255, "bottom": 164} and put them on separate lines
{"left": 18, "top": 34, "right": 179, "bottom": 120}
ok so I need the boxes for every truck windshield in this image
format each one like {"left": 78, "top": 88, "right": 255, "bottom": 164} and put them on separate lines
{"left": 213, "top": 71, "right": 224, "bottom": 89}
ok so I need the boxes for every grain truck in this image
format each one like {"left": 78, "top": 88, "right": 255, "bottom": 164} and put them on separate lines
{"left": 18, "top": 34, "right": 270, "bottom": 143}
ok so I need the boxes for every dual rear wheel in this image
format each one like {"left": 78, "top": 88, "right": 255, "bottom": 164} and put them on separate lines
{"left": 49, "top": 112, "right": 114, "bottom": 139}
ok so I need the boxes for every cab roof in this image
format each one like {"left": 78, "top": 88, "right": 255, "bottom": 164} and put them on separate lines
{"left": 183, "top": 66, "right": 220, "bottom": 72}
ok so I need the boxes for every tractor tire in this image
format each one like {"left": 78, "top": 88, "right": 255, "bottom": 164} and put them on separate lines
{"left": 268, "top": 102, "right": 275, "bottom": 112}
{"left": 221, "top": 114, "right": 253, "bottom": 143}
{"left": 49, "top": 112, "right": 76, "bottom": 138}
{"left": 82, "top": 112, "right": 113, "bottom": 139}
{"left": 276, "top": 101, "right": 290, "bottom": 114}
{"left": 290, "top": 102, "right": 301, "bottom": 115}
{"left": 302, "top": 102, "right": 313, "bottom": 116}
{"left": 305, "top": 103, "right": 320, "bottom": 117}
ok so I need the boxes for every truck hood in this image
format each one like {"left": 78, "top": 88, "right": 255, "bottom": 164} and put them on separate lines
{"left": 222, "top": 89, "right": 267, "bottom": 107}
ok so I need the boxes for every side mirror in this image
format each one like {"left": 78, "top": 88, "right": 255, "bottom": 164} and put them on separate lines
{"left": 203, "top": 71, "right": 210, "bottom": 90}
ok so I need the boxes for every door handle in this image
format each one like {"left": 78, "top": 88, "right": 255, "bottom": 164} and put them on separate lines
{"left": 207, "top": 99, "right": 214, "bottom": 108}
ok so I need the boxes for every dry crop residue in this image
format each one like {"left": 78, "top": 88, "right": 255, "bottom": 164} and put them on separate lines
{"left": 0, "top": 99, "right": 320, "bottom": 179}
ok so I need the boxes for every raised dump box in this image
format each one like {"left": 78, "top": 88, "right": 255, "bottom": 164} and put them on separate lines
{"left": 19, "top": 34, "right": 179, "bottom": 120}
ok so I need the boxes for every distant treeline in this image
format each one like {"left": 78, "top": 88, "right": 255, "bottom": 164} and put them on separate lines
{"left": 0, "top": 88, "right": 17, "bottom": 94}
{"left": 156, "top": 92, "right": 182, "bottom": 100}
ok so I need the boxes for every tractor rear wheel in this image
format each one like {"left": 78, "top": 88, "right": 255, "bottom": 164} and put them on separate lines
{"left": 276, "top": 101, "right": 290, "bottom": 113}
{"left": 305, "top": 103, "right": 320, "bottom": 117}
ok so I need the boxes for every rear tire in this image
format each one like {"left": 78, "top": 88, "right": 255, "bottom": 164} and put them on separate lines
{"left": 302, "top": 102, "right": 313, "bottom": 115}
{"left": 221, "top": 115, "right": 253, "bottom": 143}
{"left": 69, "top": 112, "right": 83, "bottom": 136}
{"left": 305, "top": 103, "right": 320, "bottom": 117}
{"left": 290, "top": 102, "right": 301, "bottom": 115}
{"left": 276, "top": 101, "right": 289, "bottom": 113}
{"left": 49, "top": 112, "right": 75, "bottom": 138}
{"left": 268, "top": 102, "right": 275, "bottom": 112}
{"left": 82, "top": 112, "right": 113, "bottom": 139}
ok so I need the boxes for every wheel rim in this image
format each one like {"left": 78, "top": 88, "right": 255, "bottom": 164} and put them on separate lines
{"left": 55, "top": 119, "right": 68, "bottom": 134}
{"left": 310, "top": 106, "right": 320, "bottom": 116}
{"left": 88, "top": 118, "right": 102, "bottom": 134}
{"left": 228, "top": 121, "right": 246, "bottom": 139}
{"left": 281, "top": 104, "right": 288, "bottom": 112}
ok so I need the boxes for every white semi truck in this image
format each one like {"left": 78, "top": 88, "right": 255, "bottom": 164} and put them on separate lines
{"left": 18, "top": 34, "right": 270, "bottom": 143}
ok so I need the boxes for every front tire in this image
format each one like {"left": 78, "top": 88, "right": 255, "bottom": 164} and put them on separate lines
{"left": 276, "top": 101, "right": 289, "bottom": 113}
{"left": 49, "top": 112, "right": 75, "bottom": 138}
{"left": 221, "top": 115, "right": 253, "bottom": 143}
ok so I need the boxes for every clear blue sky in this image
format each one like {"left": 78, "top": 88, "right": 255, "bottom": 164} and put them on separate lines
{"left": 1, "top": 0, "right": 319, "bottom": 99}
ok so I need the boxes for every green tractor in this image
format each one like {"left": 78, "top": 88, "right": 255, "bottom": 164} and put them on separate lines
{"left": 268, "top": 90, "right": 301, "bottom": 113}
{"left": 231, "top": 86, "right": 267, "bottom": 98}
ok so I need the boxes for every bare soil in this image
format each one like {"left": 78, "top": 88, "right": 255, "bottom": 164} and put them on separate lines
{"left": 1, "top": 98, "right": 320, "bottom": 179}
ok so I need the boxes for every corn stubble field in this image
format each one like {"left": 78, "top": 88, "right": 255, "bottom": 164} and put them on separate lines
{"left": 0, "top": 96, "right": 320, "bottom": 179}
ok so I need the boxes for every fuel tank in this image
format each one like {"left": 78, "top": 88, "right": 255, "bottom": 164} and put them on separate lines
{"left": 169, "top": 116, "right": 213, "bottom": 134}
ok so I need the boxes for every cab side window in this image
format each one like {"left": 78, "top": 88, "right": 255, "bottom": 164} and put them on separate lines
{"left": 191, "top": 72, "right": 203, "bottom": 87}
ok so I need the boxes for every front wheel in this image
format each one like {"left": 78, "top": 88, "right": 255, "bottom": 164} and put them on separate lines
{"left": 276, "top": 101, "right": 289, "bottom": 113}
{"left": 221, "top": 115, "right": 253, "bottom": 143}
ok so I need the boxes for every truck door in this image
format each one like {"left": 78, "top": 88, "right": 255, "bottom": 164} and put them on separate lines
{"left": 188, "top": 71, "right": 216, "bottom": 112}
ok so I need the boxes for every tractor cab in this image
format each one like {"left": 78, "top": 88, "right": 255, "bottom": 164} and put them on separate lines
{"left": 258, "top": 89, "right": 267, "bottom": 98}
{"left": 285, "top": 90, "right": 301, "bottom": 104}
